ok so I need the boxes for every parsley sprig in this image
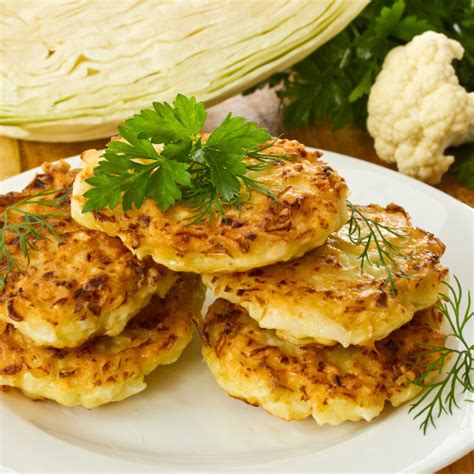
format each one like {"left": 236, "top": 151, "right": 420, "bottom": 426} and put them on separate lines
{"left": 409, "top": 276, "right": 473, "bottom": 434}
{"left": 346, "top": 201, "right": 408, "bottom": 294}
{"left": 83, "top": 95, "right": 286, "bottom": 222}
{"left": 0, "top": 189, "right": 69, "bottom": 289}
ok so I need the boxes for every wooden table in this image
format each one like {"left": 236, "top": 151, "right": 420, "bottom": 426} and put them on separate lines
{"left": 0, "top": 89, "right": 472, "bottom": 473}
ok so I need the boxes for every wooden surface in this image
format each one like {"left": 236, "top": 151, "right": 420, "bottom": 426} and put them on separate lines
{"left": 0, "top": 89, "right": 472, "bottom": 472}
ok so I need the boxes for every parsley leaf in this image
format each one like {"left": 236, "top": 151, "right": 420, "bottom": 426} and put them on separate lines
{"left": 204, "top": 114, "right": 271, "bottom": 201}
{"left": 125, "top": 94, "right": 206, "bottom": 160}
{"left": 148, "top": 160, "right": 191, "bottom": 210}
{"left": 206, "top": 113, "right": 270, "bottom": 153}
{"left": 203, "top": 149, "right": 245, "bottom": 202}
{"left": 374, "top": 0, "right": 406, "bottom": 36}
{"left": 83, "top": 95, "right": 285, "bottom": 221}
{"left": 82, "top": 125, "right": 177, "bottom": 213}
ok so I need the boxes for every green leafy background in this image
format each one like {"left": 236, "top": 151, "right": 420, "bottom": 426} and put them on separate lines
{"left": 249, "top": 0, "right": 474, "bottom": 188}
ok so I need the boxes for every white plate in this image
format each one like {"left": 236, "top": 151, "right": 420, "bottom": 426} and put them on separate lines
{"left": 0, "top": 152, "right": 473, "bottom": 473}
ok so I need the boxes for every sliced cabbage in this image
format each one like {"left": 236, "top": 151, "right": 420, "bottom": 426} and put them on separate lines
{"left": 0, "top": 0, "right": 367, "bottom": 142}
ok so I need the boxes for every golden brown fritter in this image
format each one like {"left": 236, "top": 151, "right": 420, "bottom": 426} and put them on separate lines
{"left": 0, "top": 162, "right": 178, "bottom": 348}
{"left": 71, "top": 138, "right": 348, "bottom": 273}
{"left": 202, "top": 299, "right": 446, "bottom": 425}
{"left": 0, "top": 275, "right": 204, "bottom": 408}
{"left": 203, "top": 204, "right": 447, "bottom": 347}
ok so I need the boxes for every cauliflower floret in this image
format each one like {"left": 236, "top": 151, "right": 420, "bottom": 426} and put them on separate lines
{"left": 367, "top": 31, "right": 474, "bottom": 184}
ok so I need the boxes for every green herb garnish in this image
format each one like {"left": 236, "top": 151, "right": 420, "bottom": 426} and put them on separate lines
{"left": 0, "top": 189, "right": 69, "bottom": 289}
{"left": 82, "top": 94, "right": 286, "bottom": 223}
{"left": 346, "top": 201, "right": 408, "bottom": 294}
{"left": 409, "top": 276, "right": 473, "bottom": 434}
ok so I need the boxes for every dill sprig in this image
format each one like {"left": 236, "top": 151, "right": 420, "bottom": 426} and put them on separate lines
{"left": 346, "top": 201, "right": 408, "bottom": 294}
{"left": 408, "top": 276, "right": 473, "bottom": 434}
{"left": 0, "top": 188, "right": 69, "bottom": 289}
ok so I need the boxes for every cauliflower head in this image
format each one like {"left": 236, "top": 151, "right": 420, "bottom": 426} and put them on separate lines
{"left": 367, "top": 31, "right": 474, "bottom": 185}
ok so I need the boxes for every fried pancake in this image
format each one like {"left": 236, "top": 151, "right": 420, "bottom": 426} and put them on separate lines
{"left": 71, "top": 138, "right": 348, "bottom": 273}
{"left": 202, "top": 299, "right": 446, "bottom": 425}
{"left": 0, "top": 275, "right": 204, "bottom": 408}
{"left": 0, "top": 162, "right": 178, "bottom": 348}
{"left": 203, "top": 204, "right": 447, "bottom": 347}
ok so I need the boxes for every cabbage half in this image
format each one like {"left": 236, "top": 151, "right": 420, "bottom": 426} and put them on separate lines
{"left": 1, "top": 0, "right": 367, "bottom": 142}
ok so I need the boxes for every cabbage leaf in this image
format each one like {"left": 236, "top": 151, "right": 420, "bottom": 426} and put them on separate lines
{"left": 0, "top": 0, "right": 367, "bottom": 141}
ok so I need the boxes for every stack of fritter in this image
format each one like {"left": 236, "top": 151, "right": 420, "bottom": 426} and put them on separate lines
{"left": 1, "top": 137, "right": 448, "bottom": 424}
{"left": 69, "top": 138, "right": 448, "bottom": 424}
{"left": 201, "top": 204, "right": 448, "bottom": 425}
{"left": 0, "top": 163, "right": 204, "bottom": 408}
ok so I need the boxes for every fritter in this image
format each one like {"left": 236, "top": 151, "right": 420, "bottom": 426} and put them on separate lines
{"left": 71, "top": 138, "right": 348, "bottom": 273}
{"left": 0, "top": 275, "right": 204, "bottom": 408}
{"left": 203, "top": 204, "right": 447, "bottom": 347}
{"left": 0, "top": 162, "right": 178, "bottom": 348}
{"left": 202, "top": 299, "right": 446, "bottom": 425}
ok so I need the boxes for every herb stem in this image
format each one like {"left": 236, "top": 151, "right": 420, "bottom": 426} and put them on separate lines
{"left": 409, "top": 276, "right": 473, "bottom": 433}
{"left": 346, "top": 201, "right": 407, "bottom": 293}
{"left": 0, "top": 189, "right": 68, "bottom": 289}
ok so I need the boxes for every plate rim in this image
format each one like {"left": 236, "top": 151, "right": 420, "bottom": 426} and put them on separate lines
{"left": 1, "top": 150, "right": 473, "bottom": 473}
{"left": 2, "top": 150, "right": 473, "bottom": 214}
